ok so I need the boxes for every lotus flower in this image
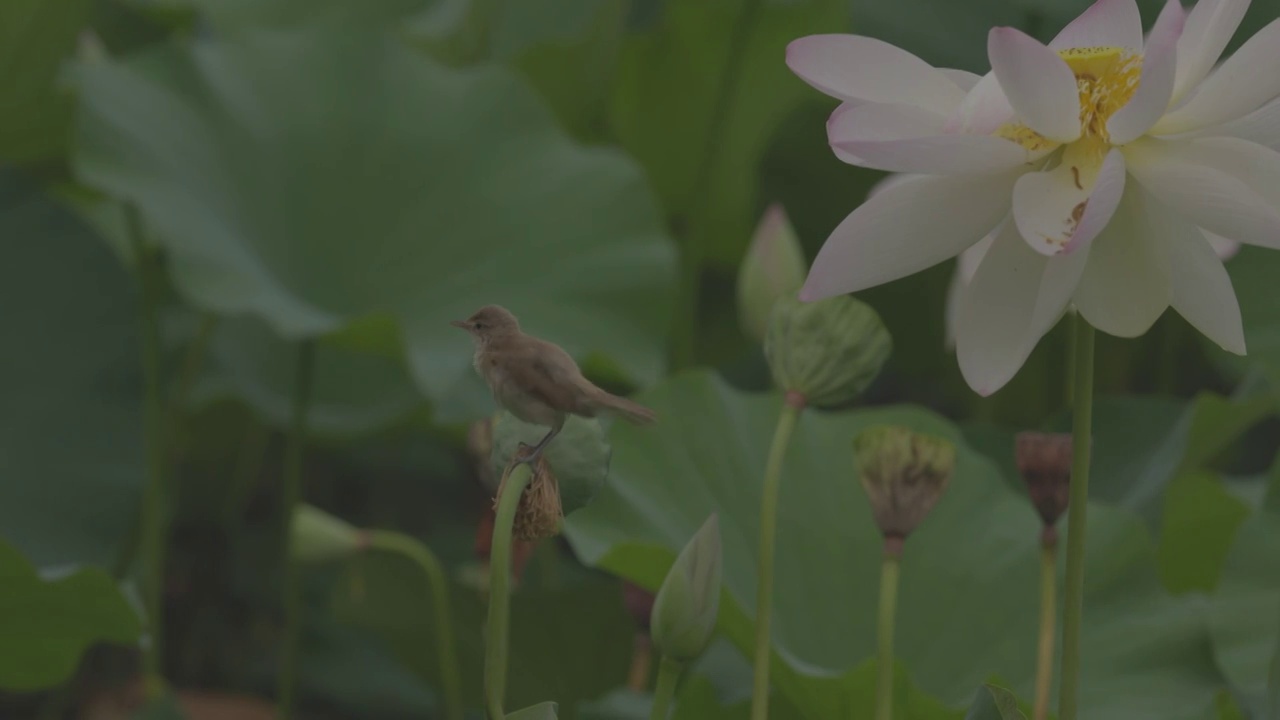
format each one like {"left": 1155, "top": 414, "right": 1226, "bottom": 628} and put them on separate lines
{"left": 788, "top": 0, "right": 1280, "bottom": 394}
{"left": 865, "top": 175, "right": 1242, "bottom": 349}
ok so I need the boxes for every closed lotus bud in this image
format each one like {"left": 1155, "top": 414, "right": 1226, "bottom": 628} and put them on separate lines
{"left": 1015, "top": 431, "right": 1073, "bottom": 533}
{"left": 853, "top": 426, "right": 955, "bottom": 542}
{"left": 488, "top": 412, "right": 611, "bottom": 515}
{"left": 291, "top": 505, "right": 366, "bottom": 564}
{"left": 650, "top": 514, "right": 723, "bottom": 662}
{"left": 737, "top": 204, "right": 807, "bottom": 343}
{"left": 764, "top": 294, "right": 891, "bottom": 408}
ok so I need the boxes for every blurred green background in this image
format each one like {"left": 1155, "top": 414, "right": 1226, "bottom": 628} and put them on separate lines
{"left": 3, "top": 0, "right": 1280, "bottom": 718}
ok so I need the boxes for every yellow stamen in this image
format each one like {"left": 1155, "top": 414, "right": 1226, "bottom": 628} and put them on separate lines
{"left": 991, "top": 45, "right": 1143, "bottom": 153}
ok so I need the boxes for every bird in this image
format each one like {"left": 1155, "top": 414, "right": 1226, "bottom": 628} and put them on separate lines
{"left": 451, "top": 304, "right": 657, "bottom": 465}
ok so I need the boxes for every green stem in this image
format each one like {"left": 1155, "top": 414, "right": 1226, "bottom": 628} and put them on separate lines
{"left": 875, "top": 539, "right": 902, "bottom": 720}
{"left": 650, "top": 655, "right": 685, "bottom": 720}
{"left": 669, "top": 0, "right": 762, "bottom": 370}
{"left": 124, "top": 203, "right": 168, "bottom": 686}
{"left": 1058, "top": 316, "right": 1094, "bottom": 720}
{"left": 485, "top": 463, "right": 535, "bottom": 720}
{"left": 1033, "top": 531, "right": 1057, "bottom": 720}
{"left": 276, "top": 340, "right": 317, "bottom": 720}
{"left": 750, "top": 396, "right": 804, "bottom": 720}
{"left": 367, "top": 530, "right": 464, "bottom": 720}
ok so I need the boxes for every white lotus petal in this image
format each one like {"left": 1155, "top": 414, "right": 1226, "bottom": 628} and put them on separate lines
{"left": 1107, "top": 0, "right": 1185, "bottom": 144}
{"left": 988, "top": 27, "right": 1083, "bottom": 142}
{"left": 786, "top": 34, "right": 966, "bottom": 114}
{"left": 944, "top": 71, "right": 1017, "bottom": 135}
{"left": 865, "top": 173, "right": 920, "bottom": 199}
{"left": 1163, "top": 212, "right": 1247, "bottom": 353}
{"left": 1171, "top": 0, "right": 1251, "bottom": 105}
{"left": 943, "top": 232, "right": 997, "bottom": 350}
{"left": 826, "top": 103, "right": 864, "bottom": 164}
{"left": 1013, "top": 148, "right": 1126, "bottom": 255}
{"left": 1192, "top": 97, "right": 1280, "bottom": 149}
{"left": 1125, "top": 136, "right": 1280, "bottom": 249}
{"left": 1154, "top": 18, "right": 1280, "bottom": 134}
{"left": 1049, "top": 0, "right": 1144, "bottom": 52}
{"left": 940, "top": 68, "right": 982, "bottom": 90}
{"left": 956, "top": 221, "right": 1090, "bottom": 395}
{"left": 799, "top": 170, "right": 1023, "bottom": 299}
{"left": 1073, "top": 186, "right": 1172, "bottom": 336}
{"left": 831, "top": 103, "right": 1033, "bottom": 174}
{"left": 1205, "top": 230, "right": 1242, "bottom": 260}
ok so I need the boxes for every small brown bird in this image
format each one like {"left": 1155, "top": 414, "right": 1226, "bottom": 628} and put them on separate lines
{"left": 451, "top": 304, "right": 657, "bottom": 464}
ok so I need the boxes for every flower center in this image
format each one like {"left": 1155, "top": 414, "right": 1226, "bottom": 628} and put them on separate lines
{"left": 993, "top": 45, "right": 1142, "bottom": 155}
{"left": 1059, "top": 46, "right": 1141, "bottom": 143}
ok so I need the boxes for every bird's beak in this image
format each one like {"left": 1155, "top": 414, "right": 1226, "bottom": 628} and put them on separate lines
{"left": 449, "top": 319, "right": 469, "bottom": 330}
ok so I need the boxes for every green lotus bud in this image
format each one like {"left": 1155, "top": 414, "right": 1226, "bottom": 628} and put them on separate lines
{"left": 650, "top": 514, "right": 723, "bottom": 662}
{"left": 737, "top": 203, "right": 807, "bottom": 343}
{"left": 291, "top": 504, "right": 365, "bottom": 564}
{"left": 853, "top": 426, "right": 955, "bottom": 542}
{"left": 764, "top": 294, "right": 891, "bottom": 408}
{"left": 488, "top": 412, "right": 611, "bottom": 516}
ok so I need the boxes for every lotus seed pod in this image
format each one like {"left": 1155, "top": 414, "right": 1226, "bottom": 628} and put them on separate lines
{"left": 1015, "top": 431, "right": 1073, "bottom": 532}
{"left": 737, "top": 204, "right": 807, "bottom": 343}
{"left": 494, "top": 457, "right": 564, "bottom": 541}
{"left": 853, "top": 426, "right": 956, "bottom": 540}
{"left": 650, "top": 514, "right": 723, "bottom": 662}
{"left": 488, "top": 411, "right": 611, "bottom": 515}
{"left": 764, "top": 294, "right": 891, "bottom": 407}
{"left": 291, "top": 504, "right": 365, "bottom": 564}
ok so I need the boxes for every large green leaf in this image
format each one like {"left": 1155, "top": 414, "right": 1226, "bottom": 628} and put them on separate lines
{"left": 1158, "top": 472, "right": 1251, "bottom": 594}
{"left": 0, "top": 538, "right": 142, "bottom": 691}
{"left": 565, "top": 371, "right": 1223, "bottom": 720}
{"left": 609, "top": 0, "right": 844, "bottom": 268}
{"left": 0, "top": 170, "right": 143, "bottom": 569}
{"left": 190, "top": 316, "right": 424, "bottom": 438}
{"left": 1209, "top": 498, "right": 1280, "bottom": 713}
{"left": 0, "top": 0, "right": 92, "bottom": 162}
{"left": 71, "top": 23, "right": 676, "bottom": 424}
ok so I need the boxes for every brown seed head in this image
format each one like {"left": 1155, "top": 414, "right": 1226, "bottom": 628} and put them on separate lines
{"left": 1015, "top": 431, "right": 1073, "bottom": 528}
{"left": 853, "top": 425, "right": 956, "bottom": 540}
{"left": 495, "top": 446, "right": 564, "bottom": 541}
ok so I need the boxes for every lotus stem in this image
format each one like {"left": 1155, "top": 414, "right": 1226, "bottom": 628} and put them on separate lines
{"left": 750, "top": 393, "right": 804, "bottom": 720}
{"left": 276, "top": 339, "right": 316, "bottom": 720}
{"left": 1058, "top": 317, "right": 1094, "bottom": 720}
{"left": 485, "top": 461, "right": 534, "bottom": 719}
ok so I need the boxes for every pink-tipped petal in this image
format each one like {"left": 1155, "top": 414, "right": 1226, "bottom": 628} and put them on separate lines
{"left": 1124, "top": 136, "right": 1280, "bottom": 250}
{"left": 943, "top": 71, "right": 1017, "bottom": 135}
{"left": 955, "top": 221, "right": 1090, "bottom": 395}
{"left": 1154, "top": 18, "right": 1280, "bottom": 135}
{"left": 798, "top": 170, "right": 1021, "bottom": 300}
{"left": 988, "top": 27, "right": 1083, "bottom": 143}
{"left": 1012, "top": 148, "right": 1126, "bottom": 256}
{"left": 786, "top": 34, "right": 966, "bottom": 114}
{"left": 1048, "top": 0, "right": 1144, "bottom": 52}
{"left": 1107, "top": 0, "right": 1185, "bottom": 144}
{"left": 1072, "top": 186, "right": 1173, "bottom": 336}
{"left": 831, "top": 103, "right": 1034, "bottom": 174}
{"left": 1205, "top": 231, "right": 1243, "bottom": 260}
{"left": 1164, "top": 215, "right": 1247, "bottom": 354}
{"left": 1171, "top": 0, "right": 1251, "bottom": 105}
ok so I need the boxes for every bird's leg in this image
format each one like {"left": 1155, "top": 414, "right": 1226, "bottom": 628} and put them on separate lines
{"left": 514, "top": 423, "right": 563, "bottom": 465}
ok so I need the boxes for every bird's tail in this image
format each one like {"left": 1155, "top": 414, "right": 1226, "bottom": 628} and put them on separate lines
{"left": 589, "top": 388, "right": 658, "bottom": 425}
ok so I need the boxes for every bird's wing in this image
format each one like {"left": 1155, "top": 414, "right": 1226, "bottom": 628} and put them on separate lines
{"left": 511, "top": 340, "right": 590, "bottom": 415}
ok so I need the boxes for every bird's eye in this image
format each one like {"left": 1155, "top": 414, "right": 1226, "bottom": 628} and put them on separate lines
{"left": 474, "top": 322, "right": 485, "bottom": 330}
